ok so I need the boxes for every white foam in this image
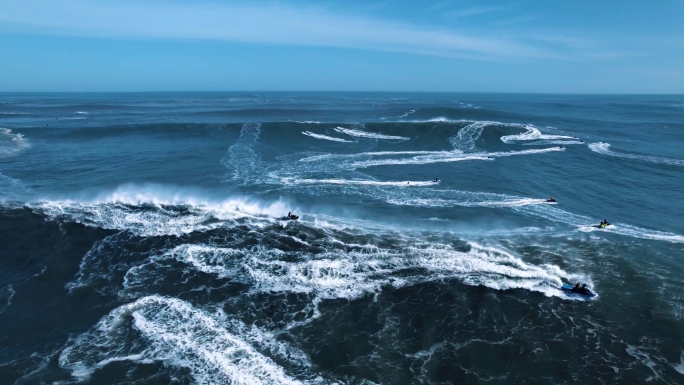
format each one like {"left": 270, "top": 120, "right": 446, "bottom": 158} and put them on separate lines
{"left": 588, "top": 142, "right": 684, "bottom": 166}
{"left": 59, "top": 295, "right": 304, "bottom": 384}
{"left": 0, "top": 284, "right": 15, "bottom": 314}
{"left": 236, "top": 242, "right": 581, "bottom": 303}
{"left": 75, "top": 111, "right": 89, "bottom": 114}
{"left": 334, "top": 127, "right": 409, "bottom": 141}
{"left": 523, "top": 140, "right": 583, "bottom": 146}
{"left": 674, "top": 350, "right": 684, "bottom": 375}
{"left": 501, "top": 125, "right": 575, "bottom": 144}
{"left": 30, "top": 184, "right": 293, "bottom": 237}
{"left": 398, "top": 117, "right": 466, "bottom": 123}
{"left": 514, "top": 204, "right": 684, "bottom": 243}
{"left": 301, "top": 131, "right": 352, "bottom": 143}
{"left": 349, "top": 147, "right": 563, "bottom": 169}
{"left": 448, "top": 121, "right": 495, "bottom": 151}
{"left": 298, "top": 150, "right": 442, "bottom": 163}
{"left": 282, "top": 178, "right": 439, "bottom": 187}
{"left": 397, "top": 109, "right": 416, "bottom": 118}
{"left": 0, "top": 128, "right": 30, "bottom": 158}
{"left": 387, "top": 196, "right": 552, "bottom": 208}
{"left": 223, "top": 123, "right": 265, "bottom": 184}
{"left": 577, "top": 224, "right": 684, "bottom": 243}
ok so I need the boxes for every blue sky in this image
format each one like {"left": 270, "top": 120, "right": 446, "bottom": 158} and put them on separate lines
{"left": 1, "top": 0, "right": 683, "bottom": 93}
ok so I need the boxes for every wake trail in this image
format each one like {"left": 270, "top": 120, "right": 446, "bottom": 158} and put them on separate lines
{"left": 59, "top": 295, "right": 306, "bottom": 385}
{"left": 588, "top": 142, "right": 684, "bottom": 167}
{"left": 301, "top": 131, "right": 352, "bottom": 143}
{"left": 334, "top": 127, "right": 410, "bottom": 141}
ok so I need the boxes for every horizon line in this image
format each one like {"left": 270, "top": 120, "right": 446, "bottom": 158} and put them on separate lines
{"left": 1, "top": 91, "right": 683, "bottom": 96}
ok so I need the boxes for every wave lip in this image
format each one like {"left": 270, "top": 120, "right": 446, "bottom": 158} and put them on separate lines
{"left": 301, "top": 131, "right": 352, "bottom": 143}
{"left": 334, "top": 127, "right": 409, "bottom": 141}
{"left": 588, "top": 142, "right": 684, "bottom": 166}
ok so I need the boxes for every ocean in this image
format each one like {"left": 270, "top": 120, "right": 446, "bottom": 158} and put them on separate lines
{"left": 1, "top": 92, "right": 683, "bottom": 384}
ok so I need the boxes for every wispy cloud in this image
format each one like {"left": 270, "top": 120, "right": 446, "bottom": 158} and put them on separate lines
{"left": 0, "top": 0, "right": 613, "bottom": 62}
{"left": 442, "top": 6, "right": 507, "bottom": 18}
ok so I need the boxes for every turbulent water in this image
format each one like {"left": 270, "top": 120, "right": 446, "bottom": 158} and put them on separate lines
{"left": 1, "top": 92, "right": 683, "bottom": 384}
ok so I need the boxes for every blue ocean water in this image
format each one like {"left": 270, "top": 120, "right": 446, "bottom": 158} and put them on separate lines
{"left": 1, "top": 92, "right": 683, "bottom": 384}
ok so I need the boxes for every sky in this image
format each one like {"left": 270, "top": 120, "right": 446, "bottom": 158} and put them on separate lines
{"left": 0, "top": 0, "right": 683, "bottom": 93}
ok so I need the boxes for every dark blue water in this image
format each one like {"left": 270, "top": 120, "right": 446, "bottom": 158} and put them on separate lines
{"left": 1, "top": 92, "right": 683, "bottom": 384}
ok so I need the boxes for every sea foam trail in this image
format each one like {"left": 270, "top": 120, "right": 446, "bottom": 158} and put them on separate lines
{"left": 349, "top": 147, "right": 564, "bottom": 169}
{"left": 588, "top": 142, "right": 684, "bottom": 166}
{"left": 334, "top": 127, "right": 410, "bottom": 141}
{"left": 301, "top": 131, "right": 352, "bottom": 143}
{"left": 298, "top": 150, "right": 443, "bottom": 163}
{"left": 500, "top": 125, "right": 576, "bottom": 144}
{"left": 281, "top": 178, "right": 439, "bottom": 187}
{"left": 448, "top": 121, "right": 495, "bottom": 152}
{"left": 59, "top": 295, "right": 304, "bottom": 385}
{"left": 514, "top": 204, "right": 684, "bottom": 243}
{"left": 124, "top": 242, "right": 582, "bottom": 308}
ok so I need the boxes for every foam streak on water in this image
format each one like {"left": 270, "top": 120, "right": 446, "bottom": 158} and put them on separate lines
{"left": 58, "top": 295, "right": 305, "bottom": 385}
{"left": 588, "top": 142, "right": 684, "bottom": 166}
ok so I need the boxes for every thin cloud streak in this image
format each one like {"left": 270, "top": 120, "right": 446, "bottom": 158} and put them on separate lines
{"left": 0, "top": 0, "right": 568, "bottom": 62}
{"left": 442, "top": 6, "right": 507, "bottom": 18}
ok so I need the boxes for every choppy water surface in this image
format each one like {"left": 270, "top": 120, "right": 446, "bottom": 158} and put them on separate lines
{"left": 1, "top": 92, "right": 683, "bottom": 384}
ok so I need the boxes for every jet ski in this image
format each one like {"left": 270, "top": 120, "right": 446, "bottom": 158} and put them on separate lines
{"left": 561, "top": 283, "right": 597, "bottom": 297}
{"left": 283, "top": 213, "right": 299, "bottom": 221}
{"left": 593, "top": 222, "right": 611, "bottom": 229}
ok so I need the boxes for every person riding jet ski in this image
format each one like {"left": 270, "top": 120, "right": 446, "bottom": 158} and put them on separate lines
{"left": 546, "top": 196, "right": 556, "bottom": 203}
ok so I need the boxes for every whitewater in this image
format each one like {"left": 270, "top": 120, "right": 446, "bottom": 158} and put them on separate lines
{"left": 1, "top": 92, "right": 683, "bottom": 384}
